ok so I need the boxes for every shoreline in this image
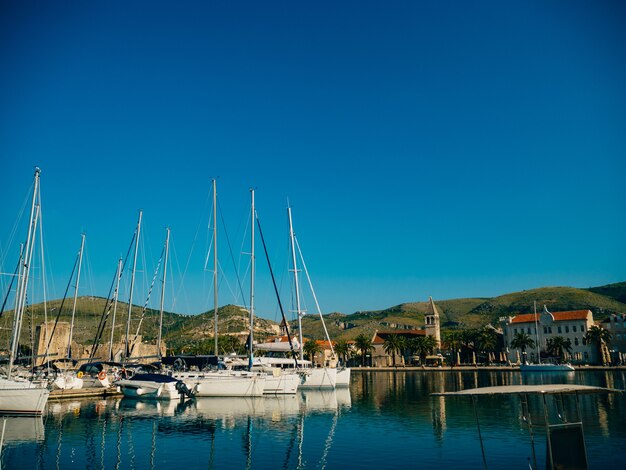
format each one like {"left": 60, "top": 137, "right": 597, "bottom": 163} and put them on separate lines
{"left": 351, "top": 365, "right": 626, "bottom": 372}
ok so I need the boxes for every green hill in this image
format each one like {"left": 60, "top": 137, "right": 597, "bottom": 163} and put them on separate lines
{"left": 3, "top": 282, "right": 624, "bottom": 352}
{"left": 586, "top": 281, "right": 626, "bottom": 304}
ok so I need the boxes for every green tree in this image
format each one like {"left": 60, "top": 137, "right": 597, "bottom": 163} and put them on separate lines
{"left": 585, "top": 325, "right": 612, "bottom": 365}
{"left": 334, "top": 340, "right": 350, "bottom": 366}
{"left": 303, "top": 339, "right": 322, "bottom": 363}
{"left": 354, "top": 333, "right": 373, "bottom": 366}
{"left": 510, "top": 332, "right": 535, "bottom": 356}
{"left": 546, "top": 336, "right": 572, "bottom": 363}
{"left": 410, "top": 335, "right": 437, "bottom": 364}
{"left": 383, "top": 334, "right": 405, "bottom": 367}
{"left": 443, "top": 330, "right": 463, "bottom": 366}
{"left": 476, "top": 327, "right": 498, "bottom": 363}
{"left": 218, "top": 334, "right": 242, "bottom": 355}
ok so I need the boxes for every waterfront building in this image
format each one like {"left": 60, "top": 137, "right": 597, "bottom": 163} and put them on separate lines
{"left": 371, "top": 330, "right": 426, "bottom": 366}
{"left": 601, "top": 313, "right": 626, "bottom": 362}
{"left": 500, "top": 309, "right": 597, "bottom": 364}
{"left": 424, "top": 296, "right": 441, "bottom": 348}
{"left": 370, "top": 297, "right": 443, "bottom": 366}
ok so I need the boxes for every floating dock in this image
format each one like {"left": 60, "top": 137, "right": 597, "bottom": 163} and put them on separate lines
{"left": 49, "top": 387, "right": 122, "bottom": 400}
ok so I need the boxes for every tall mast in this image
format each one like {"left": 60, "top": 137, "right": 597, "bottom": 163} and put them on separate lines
{"left": 67, "top": 233, "right": 85, "bottom": 359}
{"left": 108, "top": 258, "right": 123, "bottom": 361}
{"left": 157, "top": 228, "right": 170, "bottom": 359}
{"left": 125, "top": 210, "right": 142, "bottom": 359}
{"left": 213, "top": 179, "right": 219, "bottom": 356}
{"left": 248, "top": 188, "right": 255, "bottom": 370}
{"left": 288, "top": 206, "right": 304, "bottom": 361}
{"left": 9, "top": 167, "right": 41, "bottom": 380}
{"left": 533, "top": 301, "right": 541, "bottom": 364}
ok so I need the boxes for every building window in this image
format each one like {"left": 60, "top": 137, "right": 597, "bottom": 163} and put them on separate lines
{"left": 565, "top": 326, "right": 569, "bottom": 333}
{"left": 574, "top": 338, "right": 579, "bottom": 346}
{"left": 543, "top": 327, "right": 547, "bottom": 334}
{"left": 584, "top": 352, "right": 588, "bottom": 359}
{"left": 548, "top": 327, "right": 552, "bottom": 334}
{"left": 527, "top": 328, "right": 531, "bottom": 334}
{"left": 581, "top": 325, "right": 585, "bottom": 332}
{"left": 582, "top": 338, "right": 586, "bottom": 346}
{"left": 514, "top": 328, "right": 517, "bottom": 335}
{"left": 573, "top": 325, "right": 577, "bottom": 333}
{"left": 558, "top": 326, "right": 562, "bottom": 334}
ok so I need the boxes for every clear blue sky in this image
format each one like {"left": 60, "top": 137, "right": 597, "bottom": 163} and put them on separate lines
{"left": 1, "top": 1, "right": 625, "bottom": 321}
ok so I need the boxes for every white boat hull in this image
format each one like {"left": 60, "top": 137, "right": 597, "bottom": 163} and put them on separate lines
{"left": 263, "top": 370, "right": 302, "bottom": 394}
{"left": 118, "top": 381, "right": 180, "bottom": 399}
{"left": 520, "top": 363, "right": 575, "bottom": 372}
{"left": 300, "top": 367, "right": 337, "bottom": 389}
{"left": 0, "top": 379, "right": 49, "bottom": 415}
{"left": 335, "top": 367, "right": 351, "bottom": 387}
{"left": 174, "top": 371, "right": 266, "bottom": 397}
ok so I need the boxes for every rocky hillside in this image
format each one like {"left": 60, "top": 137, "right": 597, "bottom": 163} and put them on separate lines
{"left": 2, "top": 282, "right": 624, "bottom": 352}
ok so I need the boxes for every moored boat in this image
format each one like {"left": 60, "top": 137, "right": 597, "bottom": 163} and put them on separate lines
{"left": 0, "top": 378, "right": 49, "bottom": 415}
{"left": 519, "top": 363, "right": 575, "bottom": 372}
{"left": 117, "top": 373, "right": 184, "bottom": 399}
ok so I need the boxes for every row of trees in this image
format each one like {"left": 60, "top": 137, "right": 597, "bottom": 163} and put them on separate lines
{"left": 510, "top": 325, "right": 612, "bottom": 364}
{"left": 173, "top": 324, "right": 614, "bottom": 367}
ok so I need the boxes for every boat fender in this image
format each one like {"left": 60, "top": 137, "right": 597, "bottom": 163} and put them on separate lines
{"left": 98, "top": 371, "right": 107, "bottom": 381}
{"left": 77, "top": 371, "right": 84, "bottom": 378}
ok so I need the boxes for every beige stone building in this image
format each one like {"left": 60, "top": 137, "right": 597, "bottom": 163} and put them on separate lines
{"left": 601, "top": 313, "right": 626, "bottom": 361}
{"left": 33, "top": 321, "right": 164, "bottom": 366}
{"left": 500, "top": 308, "right": 596, "bottom": 364}
{"left": 370, "top": 296, "right": 442, "bottom": 366}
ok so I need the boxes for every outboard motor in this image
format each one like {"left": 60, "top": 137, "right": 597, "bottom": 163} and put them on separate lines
{"left": 175, "top": 380, "right": 195, "bottom": 399}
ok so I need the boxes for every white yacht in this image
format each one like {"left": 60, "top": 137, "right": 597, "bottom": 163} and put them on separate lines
{"left": 1, "top": 168, "right": 50, "bottom": 415}
{"left": 172, "top": 370, "right": 266, "bottom": 397}
{"left": 0, "top": 378, "right": 49, "bottom": 415}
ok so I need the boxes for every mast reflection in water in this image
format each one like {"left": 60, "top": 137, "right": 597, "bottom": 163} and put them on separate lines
{"left": 1, "top": 371, "right": 625, "bottom": 469}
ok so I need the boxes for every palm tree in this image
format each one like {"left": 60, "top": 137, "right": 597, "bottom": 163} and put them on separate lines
{"left": 546, "top": 336, "right": 572, "bottom": 363}
{"left": 303, "top": 339, "right": 322, "bottom": 363}
{"left": 585, "top": 325, "right": 612, "bottom": 365}
{"left": 460, "top": 328, "right": 479, "bottom": 363}
{"left": 410, "top": 335, "right": 437, "bottom": 365}
{"left": 510, "top": 331, "right": 535, "bottom": 360}
{"left": 476, "top": 327, "right": 498, "bottom": 363}
{"left": 443, "top": 330, "right": 463, "bottom": 366}
{"left": 334, "top": 339, "right": 350, "bottom": 366}
{"left": 354, "top": 333, "right": 373, "bottom": 366}
{"left": 383, "top": 334, "right": 405, "bottom": 367}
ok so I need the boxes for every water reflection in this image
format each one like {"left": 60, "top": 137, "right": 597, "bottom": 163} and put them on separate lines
{"left": 1, "top": 371, "right": 624, "bottom": 469}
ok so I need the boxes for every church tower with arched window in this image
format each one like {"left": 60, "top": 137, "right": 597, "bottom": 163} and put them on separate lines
{"left": 424, "top": 296, "right": 441, "bottom": 348}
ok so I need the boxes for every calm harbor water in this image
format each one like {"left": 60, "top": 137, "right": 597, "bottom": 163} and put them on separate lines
{"left": 1, "top": 370, "right": 625, "bottom": 469}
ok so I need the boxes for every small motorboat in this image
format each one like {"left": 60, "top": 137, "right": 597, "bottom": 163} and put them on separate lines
{"left": 117, "top": 373, "right": 188, "bottom": 400}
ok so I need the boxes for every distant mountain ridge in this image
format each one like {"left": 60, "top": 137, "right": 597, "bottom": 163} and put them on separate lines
{"left": 2, "top": 282, "right": 624, "bottom": 352}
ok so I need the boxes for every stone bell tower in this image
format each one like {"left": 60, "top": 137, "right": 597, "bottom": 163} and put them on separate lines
{"left": 424, "top": 296, "right": 441, "bottom": 348}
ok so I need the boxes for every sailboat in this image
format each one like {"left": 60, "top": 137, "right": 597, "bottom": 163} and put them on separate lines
{"left": 172, "top": 181, "right": 266, "bottom": 397}
{"left": 116, "top": 227, "right": 194, "bottom": 400}
{"left": 0, "top": 168, "right": 50, "bottom": 415}
{"left": 238, "top": 189, "right": 303, "bottom": 395}
{"left": 519, "top": 303, "right": 575, "bottom": 372}
{"left": 287, "top": 206, "right": 351, "bottom": 388}
{"left": 51, "top": 234, "right": 86, "bottom": 390}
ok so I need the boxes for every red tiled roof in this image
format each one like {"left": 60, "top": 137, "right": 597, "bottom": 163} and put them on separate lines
{"left": 511, "top": 310, "right": 591, "bottom": 324}
{"left": 302, "top": 338, "right": 335, "bottom": 349}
